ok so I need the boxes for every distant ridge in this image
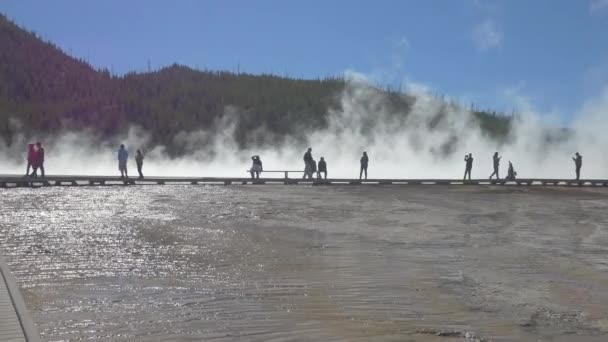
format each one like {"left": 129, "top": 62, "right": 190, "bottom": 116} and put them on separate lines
{"left": 0, "top": 14, "right": 511, "bottom": 155}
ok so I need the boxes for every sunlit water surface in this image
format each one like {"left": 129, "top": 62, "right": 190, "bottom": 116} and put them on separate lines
{"left": 1, "top": 185, "right": 608, "bottom": 341}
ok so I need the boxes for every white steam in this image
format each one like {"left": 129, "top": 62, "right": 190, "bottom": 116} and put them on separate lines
{"left": 1, "top": 79, "right": 607, "bottom": 179}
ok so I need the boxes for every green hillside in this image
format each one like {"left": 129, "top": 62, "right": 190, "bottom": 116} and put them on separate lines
{"left": 0, "top": 14, "right": 511, "bottom": 155}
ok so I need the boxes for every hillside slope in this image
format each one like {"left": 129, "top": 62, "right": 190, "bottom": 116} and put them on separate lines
{"left": 0, "top": 14, "right": 511, "bottom": 155}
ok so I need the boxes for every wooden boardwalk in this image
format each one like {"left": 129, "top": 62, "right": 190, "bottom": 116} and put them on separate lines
{"left": 0, "top": 175, "right": 607, "bottom": 188}
{"left": 0, "top": 255, "right": 40, "bottom": 342}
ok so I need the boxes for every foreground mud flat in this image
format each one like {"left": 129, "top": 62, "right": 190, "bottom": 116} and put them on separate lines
{"left": 1, "top": 185, "right": 608, "bottom": 341}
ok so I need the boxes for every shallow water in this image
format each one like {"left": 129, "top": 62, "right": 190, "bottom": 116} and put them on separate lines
{"left": 1, "top": 185, "right": 608, "bottom": 341}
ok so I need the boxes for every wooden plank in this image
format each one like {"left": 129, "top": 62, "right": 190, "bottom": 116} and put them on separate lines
{"left": 0, "top": 254, "right": 40, "bottom": 342}
{"left": 1, "top": 175, "right": 608, "bottom": 187}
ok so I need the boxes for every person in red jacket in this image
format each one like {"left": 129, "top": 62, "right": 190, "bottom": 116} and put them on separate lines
{"left": 31, "top": 142, "right": 45, "bottom": 178}
{"left": 25, "top": 143, "right": 35, "bottom": 177}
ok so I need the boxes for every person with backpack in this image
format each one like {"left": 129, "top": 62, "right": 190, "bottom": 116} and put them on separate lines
{"left": 250, "top": 155, "right": 263, "bottom": 179}
{"left": 30, "top": 142, "right": 45, "bottom": 178}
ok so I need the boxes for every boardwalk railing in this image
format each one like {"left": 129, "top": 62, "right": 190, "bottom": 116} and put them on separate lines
{"left": 0, "top": 175, "right": 606, "bottom": 188}
{"left": 0, "top": 254, "right": 41, "bottom": 341}
{"left": 246, "top": 170, "right": 304, "bottom": 179}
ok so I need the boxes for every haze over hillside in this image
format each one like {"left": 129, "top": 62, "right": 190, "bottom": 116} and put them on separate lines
{"left": 4, "top": 13, "right": 604, "bottom": 180}
{"left": 0, "top": 14, "right": 511, "bottom": 156}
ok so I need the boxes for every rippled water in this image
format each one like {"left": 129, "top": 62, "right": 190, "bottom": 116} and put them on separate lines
{"left": 1, "top": 185, "right": 608, "bottom": 341}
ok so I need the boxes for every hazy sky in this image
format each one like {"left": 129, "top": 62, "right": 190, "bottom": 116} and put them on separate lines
{"left": 1, "top": 0, "right": 607, "bottom": 121}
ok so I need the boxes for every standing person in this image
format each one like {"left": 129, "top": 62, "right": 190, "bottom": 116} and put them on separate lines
{"left": 135, "top": 150, "right": 144, "bottom": 179}
{"left": 31, "top": 142, "right": 45, "bottom": 178}
{"left": 489, "top": 152, "right": 501, "bottom": 179}
{"left": 302, "top": 147, "right": 313, "bottom": 179}
{"left": 25, "top": 143, "right": 35, "bottom": 177}
{"left": 360, "top": 151, "right": 369, "bottom": 180}
{"left": 250, "top": 155, "right": 263, "bottom": 179}
{"left": 118, "top": 144, "right": 129, "bottom": 178}
{"left": 318, "top": 157, "right": 328, "bottom": 179}
{"left": 572, "top": 152, "right": 582, "bottom": 180}
{"left": 464, "top": 153, "right": 473, "bottom": 180}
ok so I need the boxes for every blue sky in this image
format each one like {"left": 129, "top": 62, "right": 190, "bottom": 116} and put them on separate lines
{"left": 1, "top": 0, "right": 607, "bottom": 121}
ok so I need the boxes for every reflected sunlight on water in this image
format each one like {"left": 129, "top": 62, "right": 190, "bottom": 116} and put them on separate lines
{"left": 2, "top": 185, "right": 608, "bottom": 341}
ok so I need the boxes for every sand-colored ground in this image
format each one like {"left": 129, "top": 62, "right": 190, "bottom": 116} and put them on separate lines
{"left": 1, "top": 185, "right": 608, "bottom": 341}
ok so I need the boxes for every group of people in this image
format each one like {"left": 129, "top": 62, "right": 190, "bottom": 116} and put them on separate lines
{"left": 23, "top": 143, "right": 144, "bottom": 179}
{"left": 464, "top": 152, "right": 518, "bottom": 181}
{"left": 248, "top": 148, "right": 370, "bottom": 180}
{"left": 303, "top": 148, "right": 369, "bottom": 180}
{"left": 25, "top": 142, "right": 45, "bottom": 177}
{"left": 302, "top": 148, "right": 329, "bottom": 179}
{"left": 463, "top": 151, "right": 582, "bottom": 181}
{"left": 118, "top": 144, "right": 145, "bottom": 179}
{"left": 22, "top": 143, "right": 585, "bottom": 181}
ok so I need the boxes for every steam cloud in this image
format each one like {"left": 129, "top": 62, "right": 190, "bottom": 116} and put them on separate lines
{"left": 1, "top": 77, "right": 607, "bottom": 179}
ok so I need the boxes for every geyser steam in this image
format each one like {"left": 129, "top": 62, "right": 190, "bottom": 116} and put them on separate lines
{"left": 1, "top": 78, "right": 607, "bottom": 179}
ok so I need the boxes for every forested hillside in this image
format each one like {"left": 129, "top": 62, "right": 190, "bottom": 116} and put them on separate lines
{"left": 0, "top": 14, "right": 511, "bottom": 155}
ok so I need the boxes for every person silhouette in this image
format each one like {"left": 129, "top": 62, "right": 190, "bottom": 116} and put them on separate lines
{"left": 572, "top": 152, "right": 582, "bottom": 180}
{"left": 250, "top": 155, "right": 263, "bottom": 179}
{"left": 318, "top": 157, "right": 327, "bottom": 179}
{"left": 360, "top": 151, "right": 369, "bottom": 180}
{"left": 302, "top": 148, "right": 313, "bottom": 179}
{"left": 463, "top": 153, "right": 473, "bottom": 180}
{"left": 506, "top": 161, "right": 517, "bottom": 180}
{"left": 489, "top": 152, "right": 501, "bottom": 179}
{"left": 30, "top": 142, "right": 45, "bottom": 178}
{"left": 118, "top": 144, "right": 129, "bottom": 178}
{"left": 135, "top": 150, "right": 144, "bottom": 179}
{"left": 25, "top": 143, "right": 35, "bottom": 177}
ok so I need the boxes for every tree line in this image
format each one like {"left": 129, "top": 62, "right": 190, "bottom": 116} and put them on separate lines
{"left": 0, "top": 14, "right": 513, "bottom": 156}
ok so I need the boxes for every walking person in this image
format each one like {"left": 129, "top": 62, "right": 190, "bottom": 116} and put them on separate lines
{"left": 25, "top": 143, "right": 35, "bottom": 177}
{"left": 250, "top": 155, "right": 263, "bottom": 179}
{"left": 30, "top": 142, "right": 45, "bottom": 178}
{"left": 118, "top": 144, "right": 129, "bottom": 178}
{"left": 135, "top": 150, "right": 144, "bottom": 179}
{"left": 318, "top": 157, "right": 328, "bottom": 179}
{"left": 302, "top": 147, "right": 313, "bottom": 179}
{"left": 489, "top": 152, "right": 501, "bottom": 179}
{"left": 572, "top": 152, "right": 582, "bottom": 180}
{"left": 464, "top": 153, "right": 473, "bottom": 180}
{"left": 360, "top": 151, "right": 369, "bottom": 180}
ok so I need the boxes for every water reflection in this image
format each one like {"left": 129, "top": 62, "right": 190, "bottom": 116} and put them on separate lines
{"left": 1, "top": 185, "right": 608, "bottom": 341}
